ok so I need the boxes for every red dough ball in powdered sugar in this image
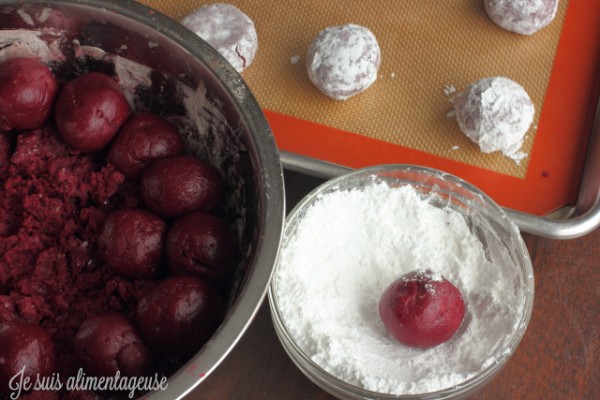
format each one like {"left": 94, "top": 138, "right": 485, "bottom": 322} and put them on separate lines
{"left": 452, "top": 76, "right": 534, "bottom": 161}
{"left": 181, "top": 3, "right": 258, "bottom": 73}
{"left": 379, "top": 271, "right": 465, "bottom": 349}
{"left": 0, "top": 57, "right": 58, "bottom": 132}
{"left": 306, "top": 24, "right": 381, "bottom": 100}
{"left": 484, "top": 0, "right": 559, "bottom": 35}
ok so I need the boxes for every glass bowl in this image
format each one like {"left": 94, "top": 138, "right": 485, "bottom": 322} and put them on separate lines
{"left": 269, "top": 164, "right": 534, "bottom": 400}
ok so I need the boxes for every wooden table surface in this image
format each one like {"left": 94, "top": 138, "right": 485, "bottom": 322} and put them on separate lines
{"left": 187, "top": 170, "right": 600, "bottom": 400}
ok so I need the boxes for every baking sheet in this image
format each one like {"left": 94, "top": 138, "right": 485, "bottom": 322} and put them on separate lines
{"left": 140, "top": 0, "right": 600, "bottom": 216}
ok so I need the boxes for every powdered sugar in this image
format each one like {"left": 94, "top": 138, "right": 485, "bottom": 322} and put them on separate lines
{"left": 444, "top": 84, "right": 457, "bottom": 96}
{"left": 306, "top": 24, "right": 381, "bottom": 100}
{"left": 0, "top": 29, "right": 64, "bottom": 63}
{"left": 73, "top": 44, "right": 153, "bottom": 106}
{"left": 451, "top": 76, "right": 534, "bottom": 163}
{"left": 484, "top": 0, "right": 559, "bottom": 35}
{"left": 274, "top": 178, "right": 527, "bottom": 395}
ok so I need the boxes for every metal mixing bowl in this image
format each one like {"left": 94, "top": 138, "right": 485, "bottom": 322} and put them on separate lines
{"left": 0, "top": 0, "right": 284, "bottom": 398}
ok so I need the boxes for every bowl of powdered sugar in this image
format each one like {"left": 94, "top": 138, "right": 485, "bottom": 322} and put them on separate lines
{"left": 269, "top": 164, "right": 534, "bottom": 399}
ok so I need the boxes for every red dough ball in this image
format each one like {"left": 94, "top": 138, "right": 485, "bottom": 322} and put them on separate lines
{"left": 107, "top": 112, "right": 184, "bottom": 179}
{"left": 54, "top": 72, "right": 131, "bottom": 152}
{"left": 484, "top": 0, "right": 559, "bottom": 35}
{"left": 0, "top": 321, "right": 56, "bottom": 395}
{"left": 98, "top": 208, "right": 167, "bottom": 280}
{"left": 378, "top": 271, "right": 465, "bottom": 349}
{"left": 136, "top": 276, "right": 225, "bottom": 359}
{"left": 140, "top": 155, "right": 224, "bottom": 218}
{"left": 0, "top": 57, "right": 58, "bottom": 132}
{"left": 166, "top": 212, "right": 238, "bottom": 290}
{"left": 74, "top": 314, "right": 153, "bottom": 378}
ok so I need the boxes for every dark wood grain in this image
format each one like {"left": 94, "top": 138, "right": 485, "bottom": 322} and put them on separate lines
{"left": 187, "top": 170, "right": 600, "bottom": 400}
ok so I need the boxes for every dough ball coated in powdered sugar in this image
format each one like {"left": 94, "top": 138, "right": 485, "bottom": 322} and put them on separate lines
{"left": 306, "top": 24, "right": 381, "bottom": 100}
{"left": 181, "top": 3, "right": 258, "bottom": 73}
{"left": 453, "top": 76, "right": 534, "bottom": 159}
{"left": 484, "top": 0, "right": 559, "bottom": 35}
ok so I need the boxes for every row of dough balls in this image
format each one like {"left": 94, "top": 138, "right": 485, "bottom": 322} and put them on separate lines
{"left": 180, "top": 1, "right": 558, "bottom": 159}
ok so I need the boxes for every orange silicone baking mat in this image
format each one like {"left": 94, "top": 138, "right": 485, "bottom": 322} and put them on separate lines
{"left": 139, "top": 0, "right": 600, "bottom": 216}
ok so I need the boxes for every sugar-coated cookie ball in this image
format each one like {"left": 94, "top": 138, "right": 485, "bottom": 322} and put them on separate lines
{"left": 306, "top": 24, "right": 381, "bottom": 100}
{"left": 55, "top": 72, "right": 131, "bottom": 152}
{"left": 98, "top": 208, "right": 167, "bottom": 280}
{"left": 0, "top": 321, "right": 56, "bottom": 396}
{"left": 74, "top": 314, "right": 153, "bottom": 378}
{"left": 181, "top": 3, "right": 258, "bottom": 73}
{"left": 107, "top": 112, "right": 184, "bottom": 179}
{"left": 0, "top": 57, "right": 58, "bottom": 132}
{"left": 453, "top": 76, "right": 534, "bottom": 160}
{"left": 136, "top": 276, "right": 225, "bottom": 359}
{"left": 484, "top": 0, "right": 559, "bottom": 35}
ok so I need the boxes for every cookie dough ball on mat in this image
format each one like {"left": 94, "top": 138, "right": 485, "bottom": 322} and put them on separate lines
{"left": 306, "top": 24, "right": 381, "bottom": 100}
{"left": 452, "top": 76, "right": 534, "bottom": 160}
{"left": 484, "top": 0, "right": 560, "bottom": 35}
{"left": 181, "top": 3, "right": 258, "bottom": 73}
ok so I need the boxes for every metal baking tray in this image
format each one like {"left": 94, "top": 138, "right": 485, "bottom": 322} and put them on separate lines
{"left": 135, "top": 0, "right": 600, "bottom": 239}
{"left": 279, "top": 95, "right": 600, "bottom": 240}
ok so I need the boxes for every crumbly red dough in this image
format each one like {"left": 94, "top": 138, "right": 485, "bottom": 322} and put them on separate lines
{"left": 0, "top": 124, "right": 157, "bottom": 389}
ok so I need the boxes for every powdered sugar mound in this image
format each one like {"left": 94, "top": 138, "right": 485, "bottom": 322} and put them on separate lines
{"left": 484, "top": 0, "right": 559, "bottom": 35}
{"left": 274, "top": 181, "right": 525, "bottom": 395}
{"left": 452, "top": 76, "right": 534, "bottom": 163}
{"left": 306, "top": 24, "right": 381, "bottom": 100}
{"left": 181, "top": 3, "right": 258, "bottom": 73}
